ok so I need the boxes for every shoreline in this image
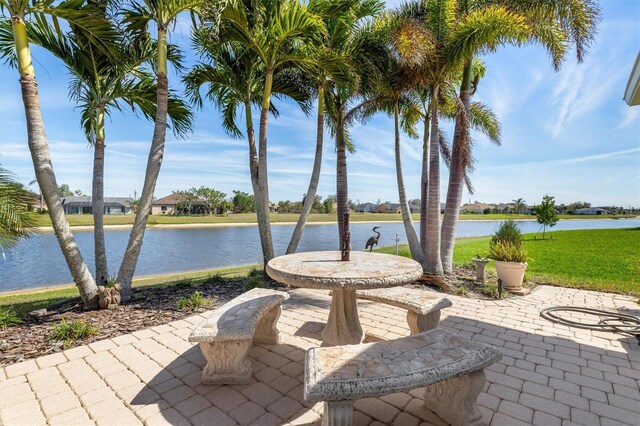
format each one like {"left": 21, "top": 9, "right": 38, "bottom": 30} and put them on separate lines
{"left": 32, "top": 216, "right": 633, "bottom": 233}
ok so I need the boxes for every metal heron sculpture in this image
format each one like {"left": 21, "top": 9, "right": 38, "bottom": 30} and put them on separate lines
{"left": 365, "top": 227, "right": 381, "bottom": 252}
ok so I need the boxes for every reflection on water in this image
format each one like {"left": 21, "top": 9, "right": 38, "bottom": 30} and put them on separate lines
{"left": 1, "top": 218, "right": 638, "bottom": 291}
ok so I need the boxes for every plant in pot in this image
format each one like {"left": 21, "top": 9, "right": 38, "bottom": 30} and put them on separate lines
{"left": 488, "top": 220, "right": 529, "bottom": 295}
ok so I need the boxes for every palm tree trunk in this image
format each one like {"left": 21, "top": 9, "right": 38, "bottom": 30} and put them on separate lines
{"left": 425, "top": 84, "right": 444, "bottom": 277}
{"left": 419, "top": 112, "right": 430, "bottom": 251}
{"left": 287, "top": 85, "right": 324, "bottom": 254}
{"left": 394, "top": 101, "right": 425, "bottom": 264}
{"left": 117, "top": 28, "right": 169, "bottom": 301}
{"left": 257, "top": 72, "right": 275, "bottom": 263}
{"left": 13, "top": 16, "right": 98, "bottom": 308}
{"left": 441, "top": 59, "right": 472, "bottom": 274}
{"left": 93, "top": 107, "right": 108, "bottom": 285}
{"left": 335, "top": 108, "right": 348, "bottom": 245}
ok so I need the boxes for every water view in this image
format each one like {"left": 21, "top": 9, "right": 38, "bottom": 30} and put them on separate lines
{"left": 2, "top": 218, "right": 637, "bottom": 292}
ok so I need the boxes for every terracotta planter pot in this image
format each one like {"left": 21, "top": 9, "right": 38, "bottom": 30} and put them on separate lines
{"left": 493, "top": 261, "right": 527, "bottom": 291}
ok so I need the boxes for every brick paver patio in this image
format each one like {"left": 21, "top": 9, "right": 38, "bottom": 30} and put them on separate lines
{"left": 1, "top": 285, "right": 638, "bottom": 425}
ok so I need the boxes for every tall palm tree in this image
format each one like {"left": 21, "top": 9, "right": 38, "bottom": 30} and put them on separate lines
{"left": 0, "top": 0, "right": 117, "bottom": 308}
{"left": 28, "top": 7, "right": 192, "bottom": 285}
{"left": 0, "top": 165, "right": 36, "bottom": 256}
{"left": 320, "top": 0, "right": 385, "bottom": 242}
{"left": 185, "top": 35, "right": 312, "bottom": 251}
{"left": 439, "top": 0, "right": 600, "bottom": 274}
{"left": 286, "top": 0, "right": 353, "bottom": 254}
{"left": 117, "top": 0, "right": 214, "bottom": 300}
{"left": 513, "top": 198, "right": 527, "bottom": 214}
{"left": 217, "top": 0, "right": 325, "bottom": 263}
{"left": 393, "top": 0, "right": 549, "bottom": 278}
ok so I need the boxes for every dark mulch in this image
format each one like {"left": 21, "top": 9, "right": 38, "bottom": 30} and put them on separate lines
{"left": 0, "top": 265, "right": 524, "bottom": 367}
{"left": 0, "top": 276, "right": 285, "bottom": 367}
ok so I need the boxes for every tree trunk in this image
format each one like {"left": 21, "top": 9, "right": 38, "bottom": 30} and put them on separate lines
{"left": 441, "top": 59, "right": 472, "bottom": 274}
{"left": 287, "top": 85, "right": 324, "bottom": 254}
{"left": 424, "top": 84, "right": 444, "bottom": 276}
{"left": 93, "top": 107, "right": 108, "bottom": 285}
{"left": 14, "top": 15, "right": 98, "bottom": 308}
{"left": 419, "top": 112, "right": 430, "bottom": 252}
{"left": 117, "top": 28, "right": 169, "bottom": 301}
{"left": 335, "top": 108, "right": 348, "bottom": 245}
{"left": 394, "top": 101, "right": 425, "bottom": 264}
{"left": 257, "top": 72, "right": 275, "bottom": 263}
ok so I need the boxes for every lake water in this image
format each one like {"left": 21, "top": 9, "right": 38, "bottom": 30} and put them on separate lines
{"left": 1, "top": 218, "right": 638, "bottom": 292}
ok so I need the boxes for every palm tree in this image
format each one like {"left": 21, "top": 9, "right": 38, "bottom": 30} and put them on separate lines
{"left": 0, "top": 165, "right": 36, "bottom": 256}
{"left": 185, "top": 33, "right": 312, "bottom": 254}
{"left": 393, "top": 0, "right": 553, "bottom": 278}
{"left": 354, "top": 38, "right": 426, "bottom": 264}
{"left": 117, "top": 0, "right": 214, "bottom": 301}
{"left": 513, "top": 198, "right": 527, "bottom": 214}
{"left": 439, "top": 0, "right": 600, "bottom": 274}
{"left": 0, "top": 0, "right": 117, "bottom": 308}
{"left": 30, "top": 8, "right": 192, "bottom": 285}
{"left": 217, "top": 0, "right": 325, "bottom": 263}
{"left": 286, "top": 0, "right": 353, "bottom": 254}
{"left": 319, "top": 0, "right": 385, "bottom": 242}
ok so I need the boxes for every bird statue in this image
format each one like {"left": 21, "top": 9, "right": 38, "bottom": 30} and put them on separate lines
{"left": 365, "top": 227, "right": 381, "bottom": 252}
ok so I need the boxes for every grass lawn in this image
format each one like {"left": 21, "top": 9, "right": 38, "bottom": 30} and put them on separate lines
{"left": 31, "top": 212, "right": 635, "bottom": 227}
{"left": 0, "top": 264, "right": 259, "bottom": 318}
{"left": 379, "top": 228, "right": 640, "bottom": 297}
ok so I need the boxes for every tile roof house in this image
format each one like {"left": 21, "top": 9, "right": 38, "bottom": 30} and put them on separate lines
{"left": 151, "top": 193, "right": 209, "bottom": 215}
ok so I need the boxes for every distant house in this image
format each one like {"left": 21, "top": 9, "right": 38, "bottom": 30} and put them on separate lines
{"left": 374, "top": 203, "right": 401, "bottom": 213}
{"left": 575, "top": 207, "right": 609, "bottom": 215}
{"left": 355, "top": 202, "right": 375, "bottom": 213}
{"left": 461, "top": 203, "right": 495, "bottom": 214}
{"left": 62, "top": 196, "right": 132, "bottom": 214}
{"left": 151, "top": 193, "right": 209, "bottom": 215}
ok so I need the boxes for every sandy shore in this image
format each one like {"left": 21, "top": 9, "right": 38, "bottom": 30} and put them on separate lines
{"left": 31, "top": 218, "right": 554, "bottom": 233}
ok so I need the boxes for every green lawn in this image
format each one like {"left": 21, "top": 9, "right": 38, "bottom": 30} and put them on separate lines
{"left": 32, "top": 212, "right": 635, "bottom": 227}
{"left": 0, "top": 265, "right": 259, "bottom": 317}
{"left": 379, "top": 228, "right": 640, "bottom": 296}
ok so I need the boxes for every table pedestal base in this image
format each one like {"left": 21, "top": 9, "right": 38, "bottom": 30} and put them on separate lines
{"left": 321, "top": 289, "right": 364, "bottom": 346}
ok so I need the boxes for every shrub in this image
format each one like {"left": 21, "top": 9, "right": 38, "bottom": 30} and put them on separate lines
{"left": 176, "top": 291, "right": 210, "bottom": 311}
{"left": 173, "top": 279, "right": 194, "bottom": 288}
{"left": 0, "top": 307, "right": 22, "bottom": 329}
{"left": 488, "top": 240, "right": 528, "bottom": 263}
{"left": 491, "top": 220, "right": 523, "bottom": 247}
{"left": 203, "top": 273, "right": 223, "bottom": 285}
{"left": 245, "top": 269, "right": 266, "bottom": 291}
{"left": 482, "top": 283, "right": 499, "bottom": 299}
{"left": 51, "top": 318, "right": 99, "bottom": 342}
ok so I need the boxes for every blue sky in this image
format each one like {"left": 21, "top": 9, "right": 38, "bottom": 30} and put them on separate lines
{"left": 1, "top": 0, "right": 639, "bottom": 208}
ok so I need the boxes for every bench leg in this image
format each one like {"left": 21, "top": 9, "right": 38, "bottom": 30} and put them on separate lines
{"left": 423, "top": 370, "right": 486, "bottom": 426}
{"left": 407, "top": 310, "right": 441, "bottom": 334}
{"left": 322, "top": 401, "right": 353, "bottom": 426}
{"left": 199, "top": 339, "right": 252, "bottom": 385}
{"left": 254, "top": 305, "right": 282, "bottom": 344}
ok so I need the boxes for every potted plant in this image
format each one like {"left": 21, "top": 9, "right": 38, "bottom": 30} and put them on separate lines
{"left": 488, "top": 220, "right": 529, "bottom": 295}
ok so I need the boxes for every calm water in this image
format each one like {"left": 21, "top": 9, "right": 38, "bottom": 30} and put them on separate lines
{"left": 1, "top": 219, "right": 638, "bottom": 292}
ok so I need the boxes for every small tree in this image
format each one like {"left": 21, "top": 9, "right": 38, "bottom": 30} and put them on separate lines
{"left": 535, "top": 195, "right": 559, "bottom": 239}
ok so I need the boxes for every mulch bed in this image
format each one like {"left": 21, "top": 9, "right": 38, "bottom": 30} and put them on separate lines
{"left": 0, "top": 277, "right": 263, "bottom": 367}
{"left": 1, "top": 265, "right": 521, "bottom": 367}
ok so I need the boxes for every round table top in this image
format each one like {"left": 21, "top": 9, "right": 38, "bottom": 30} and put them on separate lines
{"left": 266, "top": 251, "right": 423, "bottom": 290}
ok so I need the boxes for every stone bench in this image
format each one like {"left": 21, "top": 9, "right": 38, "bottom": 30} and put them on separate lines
{"left": 189, "top": 288, "right": 289, "bottom": 384}
{"left": 304, "top": 329, "right": 502, "bottom": 426}
{"left": 356, "top": 287, "right": 452, "bottom": 334}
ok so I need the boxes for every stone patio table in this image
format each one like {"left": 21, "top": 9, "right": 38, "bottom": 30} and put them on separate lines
{"left": 266, "top": 251, "right": 423, "bottom": 345}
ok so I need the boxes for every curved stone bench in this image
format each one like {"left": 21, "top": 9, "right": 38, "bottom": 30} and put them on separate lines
{"left": 304, "top": 329, "right": 502, "bottom": 426}
{"left": 189, "top": 288, "right": 289, "bottom": 384}
{"left": 355, "top": 287, "right": 452, "bottom": 334}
